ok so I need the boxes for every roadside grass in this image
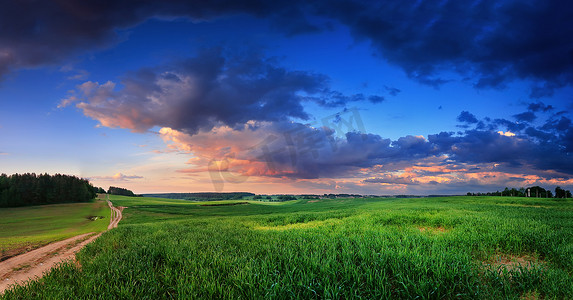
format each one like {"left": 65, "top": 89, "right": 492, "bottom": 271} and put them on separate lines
{"left": 2, "top": 196, "right": 572, "bottom": 299}
{"left": 0, "top": 200, "right": 110, "bottom": 260}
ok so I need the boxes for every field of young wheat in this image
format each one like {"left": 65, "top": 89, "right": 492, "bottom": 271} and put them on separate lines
{"left": 3, "top": 195, "right": 572, "bottom": 299}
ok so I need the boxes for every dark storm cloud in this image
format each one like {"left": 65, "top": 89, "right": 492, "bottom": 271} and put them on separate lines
{"left": 525, "top": 127, "right": 554, "bottom": 142}
{"left": 63, "top": 48, "right": 382, "bottom": 134}
{"left": 237, "top": 111, "right": 573, "bottom": 179}
{"left": 430, "top": 130, "right": 528, "bottom": 167}
{"left": 513, "top": 111, "right": 536, "bottom": 123}
{"left": 2, "top": 0, "right": 572, "bottom": 97}
{"left": 492, "top": 119, "right": 527, "bottom": 132}
{"left": 310, "top": 93, "right": 386, "bottom": 107}
{"left": 367, "top": 95, "right": 385, "bottom": 103}
{"left": 308, "top": 92, "right": 369, "bottom": 108}
{"left": 428, "top": 129, "right": 573, "bottom": 176}
{"left": 0, "top": 0, "right": 307, "bottom": 78}
{"left": 428, "top": 107, "right": 573, "bottom": 176}
{"left": 528, "top": 102, "right": 554, "bottom": 112}
{"left": 236, "top": 124, "right": 436, "bottom": 179}
{"left": 103, "top": 88, "right": 572, "bottom": 181}
{"left": 457, "top": 111, "right": 479, "bottom": 124}
{"left": 241, "top": 104, "right": 573, "bottom": 180}
{"left": 541, "top": 116, "right": 572, "bottom": 132}
{"left": 314, "top": 0, "right": 573, "bottom": 95}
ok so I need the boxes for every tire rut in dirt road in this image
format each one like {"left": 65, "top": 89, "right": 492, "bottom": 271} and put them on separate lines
{"left": 107, "top": 199, "right": 124, "bottom": 230}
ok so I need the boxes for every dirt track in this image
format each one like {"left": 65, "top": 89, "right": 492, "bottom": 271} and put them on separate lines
{"left": 107, "top": 199, "right": 124, "bottom": 229}
{"left": 0, "top": 198, "right": 123, "bottom": 294}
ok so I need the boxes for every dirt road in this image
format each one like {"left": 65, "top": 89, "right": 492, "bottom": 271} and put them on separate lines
{"left": 107, "top": 198, "right": 124, "bottom": 229}
{"left": 0, "top": 198, "right": 124, "bottom": 294}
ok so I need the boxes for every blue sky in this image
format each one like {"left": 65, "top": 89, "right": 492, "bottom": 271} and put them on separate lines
{"left": 1, "top": 1, "right": 572, "bottom": 195}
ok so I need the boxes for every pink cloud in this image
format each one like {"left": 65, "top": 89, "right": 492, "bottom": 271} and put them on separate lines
{"left": 90, "top": 173, "right": 143, "bottom": 181}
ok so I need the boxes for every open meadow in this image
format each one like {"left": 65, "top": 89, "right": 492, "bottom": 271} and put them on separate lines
{"left": 2, "top": 195, "right": 572, "bottom": 299}
{"left": 0, "top": 199, "right": 110, "bottom": 260}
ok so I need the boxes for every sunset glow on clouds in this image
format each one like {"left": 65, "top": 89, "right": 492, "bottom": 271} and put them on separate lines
{"left": 1, "top": 1, "right": 572, "bottom": 194}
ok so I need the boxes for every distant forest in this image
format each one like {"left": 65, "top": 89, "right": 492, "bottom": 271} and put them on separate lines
{"left": 107, "top": 186, "right": 138, "bottom": 197}
{"left": 467, "top": 186, "right": 572, "bottom": 198}
{"left": 0, "top": 173, "right": 96, "bottom": 207}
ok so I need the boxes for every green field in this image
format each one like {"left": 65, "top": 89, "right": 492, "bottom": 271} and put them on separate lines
{"left": 3, "top": 195, "right": 573, "bottom": 299}
{"left": 0, "top": 199, "right": 110, "bottom": 259}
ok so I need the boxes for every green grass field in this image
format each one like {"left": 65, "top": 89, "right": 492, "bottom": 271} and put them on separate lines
{"left": 2, "top": 195, "right": 572, "bottom": 299}
{"left": 0, "top": 199, "right": 110, "bottom": 259}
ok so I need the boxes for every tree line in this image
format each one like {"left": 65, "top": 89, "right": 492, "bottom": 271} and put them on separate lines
{"left": 144, "top": 192, "right": 253, "bottom": 200}
{"left": 107, "top": 186, "right": 138, "bottom": 197}
{"left": 0, "top": 173, "right": 96, "bottom": 207}
{"left": 467, "top": 186, "right": 572, "bottom": 198}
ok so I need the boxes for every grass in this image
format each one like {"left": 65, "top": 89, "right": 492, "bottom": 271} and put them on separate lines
{"left": 2, "top": 195, "right": 573, "bottom": 299}
{"left": 0, "top": 199, "right": 110, "bottom": 259}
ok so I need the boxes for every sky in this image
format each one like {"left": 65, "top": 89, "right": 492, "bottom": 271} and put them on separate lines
{"left": 1, "top": 0, "right": 572, "bottom": 195}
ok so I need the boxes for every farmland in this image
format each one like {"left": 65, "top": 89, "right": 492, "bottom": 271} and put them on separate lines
{"left": 2, "top": 195, "right": 572, "bottom": 299}
{"left": 0, "top": 199, "right": 110, "bottom": 260}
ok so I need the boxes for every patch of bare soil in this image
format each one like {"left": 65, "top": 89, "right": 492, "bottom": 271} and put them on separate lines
{"left": 417, "top": 226, "right": 448, "bottom": 233}
{"left": 483, "top": 254, "right": 545, "bottom": 274}
{"left": 307, "top": 200, "right": 320, "bottom": 203}
{"left": 520, "top": 290, "right": 542, "bottom": 300}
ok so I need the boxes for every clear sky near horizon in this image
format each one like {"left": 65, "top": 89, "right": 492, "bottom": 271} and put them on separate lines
{"left": 1, "top": 1, "right": 572, "bottom": 195}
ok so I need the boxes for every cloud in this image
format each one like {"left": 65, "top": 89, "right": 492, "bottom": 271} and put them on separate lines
{"left": 75, "top": 97, "right": 573, "bottom": 193}
{"left": 158, "top": 120, "right": 442, "bottom": 180}
{"left": 541, "top": 116, "right": 571, "bottom": 132}
{"left": 315, "top": 0, "right": 573, "bottom": 95}
{"left": 362, "top": 175, "right": 419, "bottom": 185}
{"left": 528, "top": 102, "right": 554, "bottom": 112}
{"left": 0, "top": 0, "right": 322, "bottom": 80}
{"left": 367, "top": 95, "right": 385, "bottom": 103}
{"left": 457, "top": 111, "right": 478, "bottom": 123}
{"left": 62, "top": 48, "right": 382, "bottom": 134}
{"left": 384, "top": 86, "right": 401, "bottom": 96}
{"left": 91, "top": 173, "right": 143, "bottom": 181}
{"left": 359, "top": 162, "right": 573, "bottom": 195}
{"left": 2, "top": 1, "right": 572, "bottom": 98}
{"left": 429, "top": 107, "right": 573, "bottom": 177}
{"left": 66, "top": 63, "right": 573, "bottom": 186}
{"left": 79, "top": 86, "right": 572, "bottom": 183}
{"left": 513, "top": 111, "right": 536, "bottom": 122}
{"left": 492, "top": 118, "right": 527, "bottom": 133}
{"left": 497, "top": 131, "right": 516, "bottom": 137}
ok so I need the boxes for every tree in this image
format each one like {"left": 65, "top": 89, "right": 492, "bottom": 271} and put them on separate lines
{"left": 528, "top": 186, "right": 548, "bottom": 198}
{"left": 555, "top": 186, "right": 566, "bottom": 198}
